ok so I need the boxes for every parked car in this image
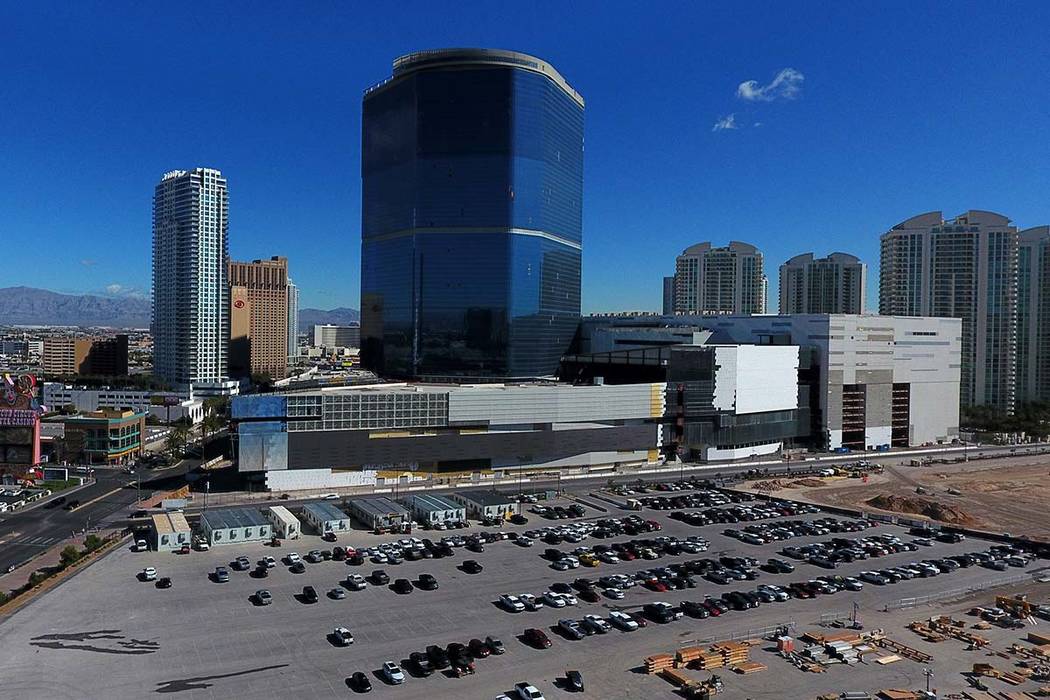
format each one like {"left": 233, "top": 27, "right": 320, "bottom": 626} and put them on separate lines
{"left": 302, "top": 585, "right": 318, "bottom": 603}
{"left": 515, "top": 682, "right": 547, "bottom": 700}
{"left": 254, "top": 589, "right": 272, "bottom": 605}
{"left": 332, "top": 627, "right": 354, "bottom": 645}
{"left": 392, "top": 578, "right": 413, "bottom": 594}
{"left": 156, "top": 577, "right": 172, "bottom": 589}
{"left": 213, "top": 567, "right": 229, "bottom": 583}
{"left": 486, "top": 636, "right": 506, "bottom": 655}
{"left": 565, "top": 670, "right": 584, "bottom": 693}
{"left": 141, "top": 567, "right": 157, "bottom": 582}
{"left": 381, "top": 661, "right": 405, "bottom": 684}
{"left": 348, "top": 671, "right": 372, "bottom": 692}
{"left": 524, "top": 628, "right": 552, "bottom": 649}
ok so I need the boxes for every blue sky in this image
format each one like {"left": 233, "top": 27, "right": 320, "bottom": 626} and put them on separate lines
{"left": 4, "top": 1, "right": 1049, "bottom": 312}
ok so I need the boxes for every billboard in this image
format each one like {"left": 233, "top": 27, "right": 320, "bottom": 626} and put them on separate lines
{"left": 0, "top": 374, "right": 43, "bottom": 469}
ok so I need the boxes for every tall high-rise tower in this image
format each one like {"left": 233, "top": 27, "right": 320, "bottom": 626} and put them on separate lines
{"left": 287, "top": 278, "right": 299, "bottom": 366}
{"left": 151, "top": 168, "right": 229, "bottom": 391}
{"left": 228, "top": 256, "right": 289, "bottom": 380}
{"left": 779, "top": 252, "right": 866, "bottom": 314}
{"left": 880, "top": 210, "right": 1018, "bottom": 410}
{"left": 673, "top": 241, "right": 766, "bottom": 315}
{"left": 360, "top": 49, "right": 584, "bottom": 379}
{"left": 1017, "top": 226, "right": 1050, "bottom": 404}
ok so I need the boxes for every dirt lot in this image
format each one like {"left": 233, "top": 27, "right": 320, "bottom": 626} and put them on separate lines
{"left": 742, "top": 455, "right": 1050, "bottom": 541}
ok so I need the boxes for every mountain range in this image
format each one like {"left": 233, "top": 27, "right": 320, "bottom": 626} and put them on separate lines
{"left": 0, "top": 286, "right": 358, "bottom": 330}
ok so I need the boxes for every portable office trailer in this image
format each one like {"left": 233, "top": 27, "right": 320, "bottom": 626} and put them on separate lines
{"left": 300, "top": 501, "right": 352, "bottom": 535}
{"left": 150, "top": 511, "right": 192, "bottom": 551}
{"left": 450, "top": 490, "right": 521, "bottom": 520}
{"left": 402, "top": 493, "right": 466, "bottom": 525}
{"left": 265, "top": 505, "right": 301, "bottom": 539}
{"left": 345, "top": 496, "right": 410, "bottom": 532}
{"left": 199, "top": 507, "right": 273, "bottom": 546}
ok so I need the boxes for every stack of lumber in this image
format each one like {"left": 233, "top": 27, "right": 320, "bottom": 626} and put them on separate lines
{"left": 676, "top": 646, "right": 704, "bottom": 668}
{"left": 660, "top": 668, "right": 693, "bottom": 687}
{"left": 692, "top": 648, "right": 728, "bottom": 670}
{"left": 645, "top": 654, "right": 673, "bottom": 675}
{"left": 712, "top": 640, "right": 750, "bottom": 667}
{"left": 733, "top": 661, "right": 766, "bottom": 674}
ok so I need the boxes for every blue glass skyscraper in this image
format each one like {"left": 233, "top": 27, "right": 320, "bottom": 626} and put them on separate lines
{"left": 360, "top": 49, "right": 584, "bottom": 379}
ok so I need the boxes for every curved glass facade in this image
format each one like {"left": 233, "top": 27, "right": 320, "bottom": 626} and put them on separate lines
{"left": 361, "top": 50, "right": 584, "bottom": 379}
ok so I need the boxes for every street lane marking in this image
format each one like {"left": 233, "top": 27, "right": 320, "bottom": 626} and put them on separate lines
{"left": 70, "top": 487, "right": 123, "bottom": 512}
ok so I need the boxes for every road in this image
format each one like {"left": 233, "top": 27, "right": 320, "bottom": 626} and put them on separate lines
{"left": 0, "top": 462, "right": 193, "bottom": 575}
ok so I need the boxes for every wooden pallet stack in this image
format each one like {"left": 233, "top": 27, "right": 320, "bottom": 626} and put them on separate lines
{"left": 676, "top": 646, "right": 704, "bottom": 668}
{"left": 713, "top": 641, "right": 750, "bottom": 668}
{"left": 645, "top": 654, "right": 674, "bottom": 675}
{"left": 693, "top": 648, "right": 730, "bottom": 670}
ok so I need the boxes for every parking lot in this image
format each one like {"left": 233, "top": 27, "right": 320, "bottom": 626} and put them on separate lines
{"left": 0, "top": 483, "right": 1047, "bottom": 700}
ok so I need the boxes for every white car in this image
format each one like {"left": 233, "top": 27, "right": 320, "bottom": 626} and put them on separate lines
{"left": 345, "top": 574, "right": 367, "bottom": 590}
{"left": 609, "top": 610, "right": 639, "bottom": 631}
{"left": 371, "top": 552, "right": 389, "bottom": 564}
{"left": 563, "top": 555, "right": 580, "bottom": 568}
{"left": 322, "top": 493, "right": 339, "bottom": 500}
{"left": 514, "top": 682, "right": 546, "bottom": 700}
{"left": 333, "top": 627, "right": 354, "bottom": 645}
{"left": 286, "top": 552, "right": 302, "bottom": 565}
{"left": 519, "top": 593, "right": 543, "bottom": 610}
{"left": 142, "top": 567, "right": 157, "bottom": 581}
{"left": 499, "top": 594, "right": 526, "bottom": 613}
{"left": 560, "top": 592, "right": 578, "bottom": 605}
{"left": 551, "top": 560, "right": 571, "bottom": 571}
{"left": 543, "top": 592, "right": 567, "bottom": 608}
{"left": 603, "top": 587, "right": 625, "bottom": 600}
{"left": 262, "top": 556, "right": 276, "bottom": 568}
{"left": 134, "top": 539, "right": 148, "bottom": 552}
{"left": 516, "top": 537, "right": 534, "bottom": 547}
{"left": 582, "top": 614, "right": 611, "bottom": 634}
{"left": 382, "top": 661, "right": 405, "bottom": 684}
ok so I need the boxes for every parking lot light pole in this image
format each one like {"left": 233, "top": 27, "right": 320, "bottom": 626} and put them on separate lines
{"left": 924, "top": 667, "right": 933, "bottom": 693}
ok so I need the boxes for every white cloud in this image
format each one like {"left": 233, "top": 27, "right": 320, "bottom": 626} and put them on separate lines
{"left": 80, "top": 259, "right": 97, "bottom": 267}
{"left": 737, "top": 68, "right": 804, "bottom": 102}
{"left": 105, "top": 284, "right": 124, "bottom": 294}
{"left": 712, "top": 114, "right": 738, "bottom": 132}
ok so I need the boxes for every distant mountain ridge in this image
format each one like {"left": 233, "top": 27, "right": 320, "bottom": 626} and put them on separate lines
{"left": 0, "top": 286, "right": 151, "bottom": 328}
{"left": 0, "top": 286, "right": 360, "bottom": 331}
{"left": 298, "top": 307, "right": 360, "bottom": 332}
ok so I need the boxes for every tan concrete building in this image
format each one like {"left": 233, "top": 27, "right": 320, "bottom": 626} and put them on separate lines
{"left": 42, "top": 336, "right": 128, "bottom": 376}
{"left": 228, "top": 256, "right": 289, "bottom": 380}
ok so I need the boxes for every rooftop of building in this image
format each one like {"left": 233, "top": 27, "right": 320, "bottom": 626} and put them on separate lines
{"left": 64, "top": 408, "right": 147, "bottom": 424}
{"left": 405, "top": 493, "right": 462, "bottom": 511}
{"left": 200, "top": 507, "right": 269, "bottom": 531}
{"left": 151, "top": 511, "right": 190, "bottom": 535}
{"left": 366, "top": 47, "right": 583, "bottom": 107}
{"left": 301, "top": 501, "right": 350, "bottom": 522}
{"left": 457, "top": 490, "right": 514, "bottom": 506}
{"left": 347, "top": 496, "right": 409, "bottom": 518}
{"left": 267, "top": 505, "right": 298, "bottom": 523}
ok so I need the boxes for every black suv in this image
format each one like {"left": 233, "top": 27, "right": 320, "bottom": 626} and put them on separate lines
{"left": 417, "top": 573, "right": 438, "bottom": 590}
{"left": 371, "top": 569, "right": 390, "bottom": 585}
{"left": 392, "top": 578, "right": 413, "bottom": 594}
{"left": 302, "top": 585, "right": 318, "bottom": 603}
{"left": 426, "top": 644, "right": 451, "bottom": 669}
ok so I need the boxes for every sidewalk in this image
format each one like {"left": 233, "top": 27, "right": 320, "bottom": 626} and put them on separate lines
{"left": 0, "top": 527, "right": 120, "bottom": 596}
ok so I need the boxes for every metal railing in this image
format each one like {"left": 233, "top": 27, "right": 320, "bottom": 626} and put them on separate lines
{"left": 881, "top": 571, "right": 1038, "bottom": 611}
{"left": 678, "top": 620, "right": 796, "bottom": 648}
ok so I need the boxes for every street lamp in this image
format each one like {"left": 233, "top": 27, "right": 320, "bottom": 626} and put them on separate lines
{"left": 923, "top": 667, "right": 933, "bottom": 693}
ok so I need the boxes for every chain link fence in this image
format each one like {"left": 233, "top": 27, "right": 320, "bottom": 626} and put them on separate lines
{"left": 678, "top": 619, "right": 797, "bottom": 648}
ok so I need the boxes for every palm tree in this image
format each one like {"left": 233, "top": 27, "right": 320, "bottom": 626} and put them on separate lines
{"left": 165, "top": 424, "right": 190, "bottom": 459}
{"left": 200, "top": 413, "right": 224, "bottom": 448}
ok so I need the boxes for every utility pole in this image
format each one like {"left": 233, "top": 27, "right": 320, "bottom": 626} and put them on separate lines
{"left": 923, "top": 667, "right": 933, "bottom": 693}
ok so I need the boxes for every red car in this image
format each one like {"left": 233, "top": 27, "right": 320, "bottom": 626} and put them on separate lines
{"left": 524, "top": 628, "right": 552, "bottom": 649}
{"left": 646, "top": 580, "right": 669, "bottom": 592}
{"left": 468, "top": 638, "right": 491, "bottom": 658}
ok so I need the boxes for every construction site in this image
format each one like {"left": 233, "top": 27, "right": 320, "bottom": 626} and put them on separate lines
{"left": 741, "top": 454, "right": 1050, "bottom": 540}
{"left": 636, "top": 586, "right": 1050, "bottom": 700}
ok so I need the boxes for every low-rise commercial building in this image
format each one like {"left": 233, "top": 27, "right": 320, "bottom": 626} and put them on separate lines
{"left": 344, "top": 496, "right": 410, "bottom": 532}
{"left": 572, "top": 313, "right": 962, "bottom": 454}
{"left": 199, "top": 507, "right": 272, "bottom": 546}
{"left": 150, "top": 512, "right": 191, "bottom": 551}
{"left": 42, "top": 383, "right": 204, "bottom": 425}
{"left": 265, "top": 505, "right": 301, "bottom": 539}
{"left": 233, "top": 382, "right": 664, "bottom": 490}
{"left": 450, "top": 490, "right": 520, "bottom": 520}
{"left": 402, "top": 493, "right": 466, "bottom": 526}
{"left": 300, "top": 501, "right": 352, "bottom": 535}
{"left": 62, "top": 408, "right": 147, "bottom": 465}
